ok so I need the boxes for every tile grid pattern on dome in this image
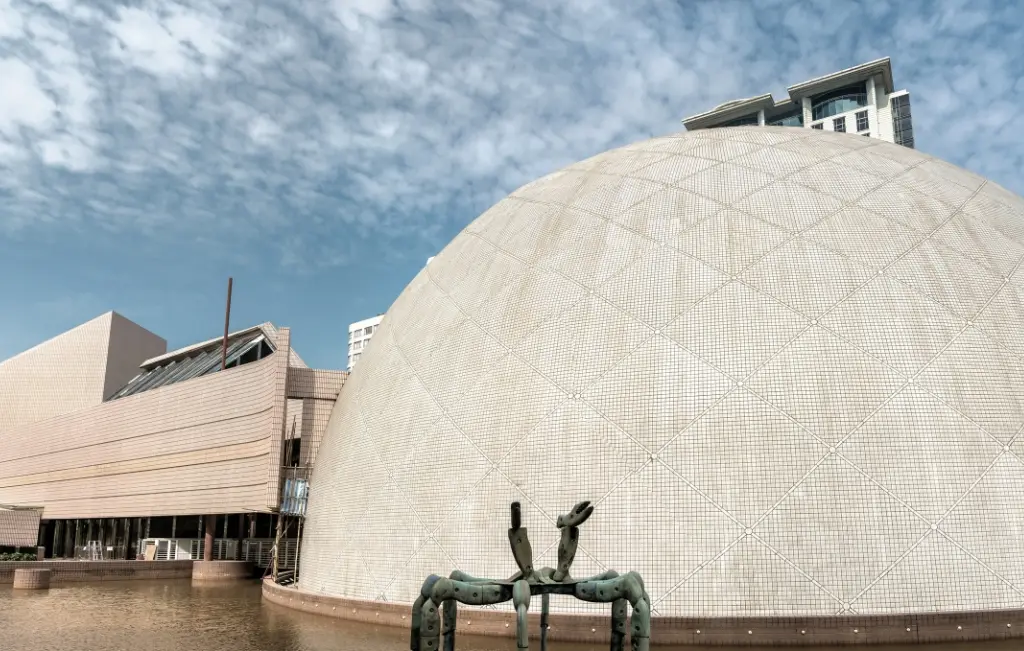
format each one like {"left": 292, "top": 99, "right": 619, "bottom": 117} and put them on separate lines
{"left": 301, "top": 126, "right": 1024, "bottom": 618}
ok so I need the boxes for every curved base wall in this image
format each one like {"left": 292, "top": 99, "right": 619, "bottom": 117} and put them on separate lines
{"left": 262, "top": 580, "right": 1024, "bottom": 646}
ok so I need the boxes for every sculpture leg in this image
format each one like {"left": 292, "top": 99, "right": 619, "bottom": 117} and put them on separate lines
{"left": 422, "top": 576, "right": 513, "bottom": 651}
{"left": 573, "top": 571, "right": 650, "bottom": 651}
{"left": 412, "top": 575, "right": 442, "bottom": 651}
{"left": 610, "top": 598, "right": 627, "bottom": 651}
{"left": 539, "top": 593, "right": 549, "bottom": 651}
{"left": 513, "top": 579, "right": 531, "bottom": 650}
{"left": 420, "top": 596, "right": 442, "bottom": 651}
{"left": 442, "top": 599, "right": 457, "bottom": 651}
{"left": 630, "top": 593, "right": 650, "bottom": 651}
{"left": 411, "top": 595, "right": 425, "bottom": 651}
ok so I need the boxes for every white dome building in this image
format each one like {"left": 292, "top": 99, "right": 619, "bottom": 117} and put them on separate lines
{"left": 299, "top": 127, "right": 1024, "bottom": 629}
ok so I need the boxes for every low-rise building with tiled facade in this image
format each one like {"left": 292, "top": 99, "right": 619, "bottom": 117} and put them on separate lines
{"left": 0, "top": 312, "right": 345, "bottom": 567}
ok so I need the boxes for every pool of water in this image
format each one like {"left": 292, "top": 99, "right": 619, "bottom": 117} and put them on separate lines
{"left": 2, "top": 580, "right": 1023, "bottom": 651}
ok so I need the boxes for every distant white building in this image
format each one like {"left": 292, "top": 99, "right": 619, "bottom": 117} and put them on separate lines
{"left": 347, "top": 315, "right": 382, "bottom": 369}
{"left": 348, "top": 258, "right": 434, "bottom": 370}
{"left": 683, "top": 57, "right": 914, "bottom": 148}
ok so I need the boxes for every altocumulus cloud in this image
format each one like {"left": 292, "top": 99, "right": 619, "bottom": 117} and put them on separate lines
{"left": 1, "top": 0, "right": 1023, "bottom": 270}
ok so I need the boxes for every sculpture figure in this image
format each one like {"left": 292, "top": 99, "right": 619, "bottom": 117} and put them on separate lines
{"left": 409, "top": 500, "right": 650, "bottom": 651}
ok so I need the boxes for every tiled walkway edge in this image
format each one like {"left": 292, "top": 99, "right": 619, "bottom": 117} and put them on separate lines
{"left": 0, "top": 560, "right": 193, "bottom": 584}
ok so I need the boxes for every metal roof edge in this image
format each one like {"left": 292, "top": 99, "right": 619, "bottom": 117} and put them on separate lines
{"left": 140, "top": 322, "right": 278, "bottom": 369}
{"left": 682, "top": 93, "right": 774, "bottom": 128}
{"left": 787, "top": 57, "right": 894, "bottom": 100}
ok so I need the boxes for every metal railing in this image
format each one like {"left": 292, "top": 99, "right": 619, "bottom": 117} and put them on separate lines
{"left": 138, "top": 538, "right": 238, "bottom": 561}
{"left": 134, "top": 537, "right": 295, "bottom": 569}
{"left": 241, "top": 538, "right": 298, "bottom": 570}
{"left": 73, "top": 541, "right": 110, "bottom": 560}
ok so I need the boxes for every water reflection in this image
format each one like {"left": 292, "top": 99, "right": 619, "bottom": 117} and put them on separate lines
{"left": 2, "top": 580, "right": 1022, "bottom": 651}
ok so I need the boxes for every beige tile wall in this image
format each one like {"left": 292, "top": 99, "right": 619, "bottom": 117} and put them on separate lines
{"left": 286, "top": 368, "right": 348, "bottom": 466}
{"left": 0, "top": 312, "right": 165, "bottom": 432}
{"left": 102, "top": 312, "right": 169, "bottom": 399}
{"left": 265, "top": 328, "right": 292, "bottom": 510}
{"left": 0, "top": 355, "right": 281, "bottom": 519}
{"left": 0, "top": 508, "right": 40, "bottom": 546}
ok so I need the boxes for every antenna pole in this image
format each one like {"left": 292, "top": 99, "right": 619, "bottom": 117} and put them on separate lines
{"left": 221, "top": 277, "right": 233, "bottom": 370}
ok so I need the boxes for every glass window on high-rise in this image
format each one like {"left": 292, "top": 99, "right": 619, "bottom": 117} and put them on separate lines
{"left": 833, "top": 116, "right": 846, "bottom": 132}
{"left": 719, "top": 113, "right": 760, "bottom": 127}
{"left": 891, "top": 95, "right": 915, "bottom": 149}
{"left": 811, "top": 83, "right": 868, "bottom": 121}
{"left": 767, "top": 110, "right": 804, "bottom": 127}
{"left": 856, "top": 110, "right": 869, "bottom": 132}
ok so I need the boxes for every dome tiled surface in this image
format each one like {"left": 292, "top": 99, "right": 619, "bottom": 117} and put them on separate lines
{"left": 301, "top": 127, "right": 1024, "bottom": 617}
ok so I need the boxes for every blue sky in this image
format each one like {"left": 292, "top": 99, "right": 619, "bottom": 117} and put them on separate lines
{"left": 1, "top": 0, "right": 1023, "bottom": 370}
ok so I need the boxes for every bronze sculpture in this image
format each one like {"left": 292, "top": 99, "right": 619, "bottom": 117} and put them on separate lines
{"left": 409, "top": 500, "right": 650, "bottom": 651}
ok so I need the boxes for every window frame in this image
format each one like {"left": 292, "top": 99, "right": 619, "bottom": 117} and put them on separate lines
{"left": 855, "top": 110, "right": 869, "bottom": 132}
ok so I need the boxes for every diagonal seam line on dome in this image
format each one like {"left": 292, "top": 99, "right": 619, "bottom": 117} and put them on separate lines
{"left": 420, "top": 247, "right": 706, "bottom": 498}
{"left": 735, "top": 329, "right": 1023, "bottom": 600}
{"left": 420, "top": 256, "right": 667, "bottom": 472}
{"left": 638, "top": 146, "right": 930, "bottom": 303}
{"left": 833, "top": 405, "right": 1008, "bottom": 523}
{"left": 645, "top": 442, "right": 920, "bottom": 607}
{"left": 376, "top": 530, "right": 463, "bottom": 602}
{"left": 1005, "top": 423, "right": 1024, "bottom": 469}
{"left": 845, "top": 529, "right": 934, "bottom": 611}
{"left": 734, "top": 181, "right": 1008, "bottom": 438}
{"left": 933, "top": 426, "right": 1024, "bottom": 531}
{"left": 399, "top": 264, "right": 622, "bottom": 535}
{"left": 852, "top": 527, "right": 1024, "bottom": 611}
{"left": 666, "top": 144, "right": 930, "bottom": 278}
{"left": 840, "top": 181, "right": 1024, "bottom": 435}
{"left": 649, "top": 531, "right": 746, "bottom": 610}
{"left": 562, "top": 131, "right": 882, "bottom": 252}
{"left": 752, "top": 456, "right": 929, "bottom": 608}
{"left": 367, "top": 340, "right": 461, "bottom": 539}
{"left": 968, "top": 263, "right": 1024, "bottom": 364}
{"left": 846, "top": 440, "right": 1024, "bottom": 608}
{"left": 712, "top": 137, "right": 892, "bottom": 210}
{"left": 862, "top": 182, "right": 1005, "bottom": 316}
{"left": 486, "top": 133, "right": 899, "bottom": 307}
{"left": 656, "top": 532, "right": 846, "bottom": 614}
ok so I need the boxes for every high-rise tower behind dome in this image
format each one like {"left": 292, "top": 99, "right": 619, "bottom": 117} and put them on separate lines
{"left": 683, "top": 57, "right": 914, "bottom": 148}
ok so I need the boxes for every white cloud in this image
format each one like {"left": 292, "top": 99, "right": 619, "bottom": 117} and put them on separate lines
{"left": 0, "top": 0, "right": 24, "bottom": 39}
{"left": 0, "top": 0, "right": 1022, "bottom": 270}
{"left": 0, "top": 58, "right": 56, "bottom": 135}
{"left": 108, "top": 5, "right": 229, "bottom": 77}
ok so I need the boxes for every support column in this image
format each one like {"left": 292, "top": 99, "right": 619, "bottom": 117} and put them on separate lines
{"left": 866, "top": 75, "right": 880, "bottom": 139}
{"left": 203, "top": 515, "right": 216, "bottom": 561}
{"left": 802, "top": 96, "right": 813, "bottom": 128}
{"left": 236, "top": 514, "right": 245, "bottom": 560}
{"left": 272, "top": 514, "right": 283, "bottom": 580}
